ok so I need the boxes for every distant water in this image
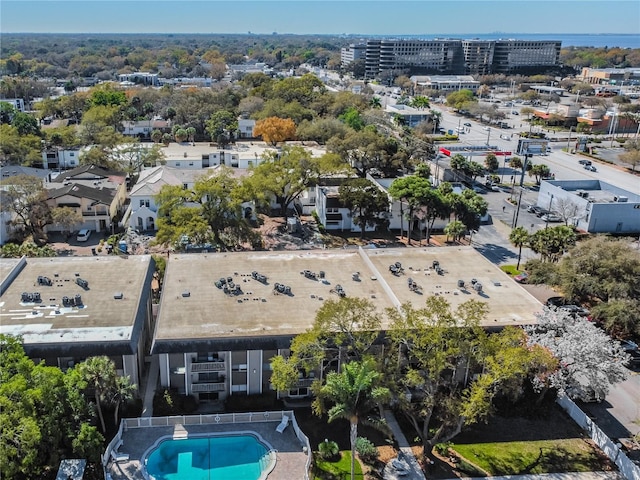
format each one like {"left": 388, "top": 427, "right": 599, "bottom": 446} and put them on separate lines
{"left": 361, "top": 33, "right": 639, "bottom": 49}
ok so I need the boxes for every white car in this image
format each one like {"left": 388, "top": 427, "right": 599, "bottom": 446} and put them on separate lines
{"left": 76, "top": 229, "right": 91, "bottom": 242}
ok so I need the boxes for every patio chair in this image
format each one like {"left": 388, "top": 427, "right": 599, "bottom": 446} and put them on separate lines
{"left": 275, "top": 415, "right": 289, "bottom": 433}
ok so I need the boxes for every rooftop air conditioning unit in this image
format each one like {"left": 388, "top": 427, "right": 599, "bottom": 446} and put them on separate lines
{"left": 614, "top": 196, "right": 628, "bottom": 203}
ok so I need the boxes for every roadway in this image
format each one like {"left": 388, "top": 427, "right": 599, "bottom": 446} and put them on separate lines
{"left": 432, "top": 105, "right": 640, "bottom": 194}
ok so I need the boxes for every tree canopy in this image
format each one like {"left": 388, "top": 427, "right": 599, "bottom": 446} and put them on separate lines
{"left": 0, "top": 335, "right": 105, "bottom": 478}
{"left": 339, "top": 178, "right": 390, "bottom": 238}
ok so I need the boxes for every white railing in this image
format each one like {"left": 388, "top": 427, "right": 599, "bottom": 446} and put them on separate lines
{"left": 102, "top": 421, "right": 124, "bottom": 477}
{"left": 557, "top": 395, "right": 640, "bottom": 480}
{"left": 191, "top": 382, "right": 226, "bottom": 392}
{"left": 191, "top": 361, "right": 226, "bottom": 372}
{"left": 121, "top": 410, "right": 311, "bottom": 479}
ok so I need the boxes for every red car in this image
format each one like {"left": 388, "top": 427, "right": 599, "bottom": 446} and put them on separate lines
{"left": 514, "top": 272, "right": 529, "bottom": 283}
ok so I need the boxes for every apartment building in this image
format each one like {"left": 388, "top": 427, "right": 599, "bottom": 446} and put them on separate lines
{"left": 152, "top": 248, "right": 542, "bottom": 404}
{"left": 0, "top": 255, "right": 155, "bottom": 392}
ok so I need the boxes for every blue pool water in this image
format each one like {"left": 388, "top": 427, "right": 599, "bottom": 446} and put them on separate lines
{"left": 145, "top": 434, "right": 273, "bottom": 480}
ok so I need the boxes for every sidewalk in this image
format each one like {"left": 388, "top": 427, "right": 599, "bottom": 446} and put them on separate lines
{"left": 140, "top": 354, "right": 159, "bottom": 417}
{"left": 441, "top": 472, "right": 624, "bottom": 480}
{"left": 383, "top": 410, "right": 426, "bottom": 480}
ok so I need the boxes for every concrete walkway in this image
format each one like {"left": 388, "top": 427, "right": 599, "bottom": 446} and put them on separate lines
{"left": 383, "top": 410, "right": 426, "bottom": 480}
{"left": 441, "top": 472, "right": 624, "bottom": 480}
{"left": 140, "top": 354, "right": 159, "bottom": 417}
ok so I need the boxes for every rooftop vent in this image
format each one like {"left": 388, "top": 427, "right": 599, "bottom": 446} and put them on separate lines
{"left": 114, "top": 292, "right": 124, "bottom": 299}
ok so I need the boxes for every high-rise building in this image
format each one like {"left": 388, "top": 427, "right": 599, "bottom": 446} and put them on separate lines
{"left": 360, "top": 38, "right": 561, "bottom": 79}
{"left": 491, "top": 40, "right": 561, "bottom": 74}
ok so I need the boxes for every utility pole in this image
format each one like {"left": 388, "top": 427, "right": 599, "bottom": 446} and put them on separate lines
{"left": 566, "top": 126, "right": 574, "bottom": 152}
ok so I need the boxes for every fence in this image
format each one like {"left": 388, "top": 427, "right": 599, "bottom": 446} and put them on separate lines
{"left": 557, "top": 395, "right": 640, "bottom": 480}
{"left": 107, "top": 410, "right": 311, "bottom": 479}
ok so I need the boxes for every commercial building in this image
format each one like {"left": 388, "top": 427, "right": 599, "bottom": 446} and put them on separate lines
{"left": 340, "top": 43, "right": 367, "bottom": 66}
{"left": 537, "top": 180, "right": 640, "bottom": 234}
{"left": 411, "top": 75, "right": 480, "bottom": 94}
{"left": 0, "top": 255, "right": 155, "bottom": 391}
{"left": 152, "top": 248, "right": 542, "bottom": 405}
{"left": 361, "top": 38, "right": 561, "bottom": 80}
{"left": 365, "top": 39, "right": 464, "bottom": 79}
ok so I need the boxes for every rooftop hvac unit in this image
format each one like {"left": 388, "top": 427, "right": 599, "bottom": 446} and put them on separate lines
{"left": 114, "top": 292, "right": 124, "bottom": 299}
{"left": 614, "top": 196, "right": 628, "bottom": 203}
{"left": 76, "top": 278, "right": 88, "bottom": 289}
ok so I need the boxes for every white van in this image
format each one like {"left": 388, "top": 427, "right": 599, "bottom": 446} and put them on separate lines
{"left": 76, "top": 229, "right": 91, "bottom": 242}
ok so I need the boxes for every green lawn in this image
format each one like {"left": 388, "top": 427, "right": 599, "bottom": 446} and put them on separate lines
{"left": 500, "top": 265, "right": 522, "bottom": 276}
{"left": 453, "top": 438, "right": 608, "bottom": 476}
{"left": 314, "top": 450, "right": 364, "bottom": 480}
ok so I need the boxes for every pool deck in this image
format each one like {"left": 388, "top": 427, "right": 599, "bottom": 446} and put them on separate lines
{"left": 107, "top": 421, "right": 308, "bottom": 480}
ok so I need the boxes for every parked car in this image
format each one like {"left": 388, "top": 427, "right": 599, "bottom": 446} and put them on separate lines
{"left": 76, "top": 229, "right": 91, "bottom": 242}
{"left": 546, "top": 296, "right": 566, "bottom": 307}
{"left": 584, "top": 165, "right": 597, "bottom": 172}
{"left": 514, "top": 272, "right": 529, "bottom": 283}
{"left": 540, "top": 213, "right": 562, "bottom": 223}
{"left": 535, "top": 209, "right": 551, "bottom": 217}
{"left": 483, "top": 126, "right": 490, "bottom": 131}
{"left": 558, "top": 304, "right": 590, "bottom": 317}
{"left": 463, "top": 122, "right": 472, "bottom": 127}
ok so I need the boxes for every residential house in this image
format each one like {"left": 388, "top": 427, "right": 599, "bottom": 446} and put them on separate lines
{"left": 42, "top": 148, "right": 82, "bottom": 170}
{"left": 127, "top": 166, "right": 209, "bottom": 231}
{"left": 237, "top": 116, "right": 256, "bottom": 139}
{"left": 121, "top": 118, "right": 170, "bottom": 139}
{"left": 46, "top": 165, "right": 128, "bottom": 233}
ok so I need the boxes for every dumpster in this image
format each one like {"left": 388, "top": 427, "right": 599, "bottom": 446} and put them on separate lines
{"left": 118, "top": 240, "right": 128, "bottom": 254}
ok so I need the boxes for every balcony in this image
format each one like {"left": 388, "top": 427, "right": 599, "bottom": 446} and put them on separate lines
{"left": 191, "top": 382, "right": 226, "bottom": 393}
{"left": 191, "top": 361, "right": 226, "bottom": 372}
{"left": 294, "top": 378, "right": 314, "bottom": 388}
{"left": 82, "top": 210, "right": 109, "bottom": 217}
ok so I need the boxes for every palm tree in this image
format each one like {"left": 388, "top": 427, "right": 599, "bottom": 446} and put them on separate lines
{"left": 509, "top": 226, "right": 530, "bottom": 270}
{"left": 314, "top": 359, "right": 389, "bottom": 480}
{"left": 110, "top": 375, "right": 136, "bottom": 427}
{"left": 444, "top": 220, "right": 465, "bottom": 243}
{"left": 78, "top": 356, "right": 117, "bottom": 433}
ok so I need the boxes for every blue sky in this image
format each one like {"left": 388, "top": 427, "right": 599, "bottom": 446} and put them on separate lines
{"left": 1, "top": 1, "right": 639, "bottom": 35}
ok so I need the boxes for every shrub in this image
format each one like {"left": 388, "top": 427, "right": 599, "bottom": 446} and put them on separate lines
{"left": 434, "top": 441, "right": 453, "bottom": 456}
{"left": 522, "top": 258, "right": 559, "bottom": 285}
{"left": 318, "top": 439, "right": 340, "bottom": 460}
{"left": 355, "top": 437, "right": 379, "bottom": 462}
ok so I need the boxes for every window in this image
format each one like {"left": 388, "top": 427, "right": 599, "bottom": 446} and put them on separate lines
{"left": 183, "top": 183, "right": 188, "bottom": 189}
{"left": 139, "top": 199, "right": 149, "bottom": 207}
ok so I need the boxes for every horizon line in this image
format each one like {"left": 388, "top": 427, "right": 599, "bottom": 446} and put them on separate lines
{"left": 2, "top": 32, "right": 637, "bottom": 36}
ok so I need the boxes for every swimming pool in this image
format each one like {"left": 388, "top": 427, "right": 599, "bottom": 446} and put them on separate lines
{"left": 143, "top": 432, "right": 275, "bottom": 480}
